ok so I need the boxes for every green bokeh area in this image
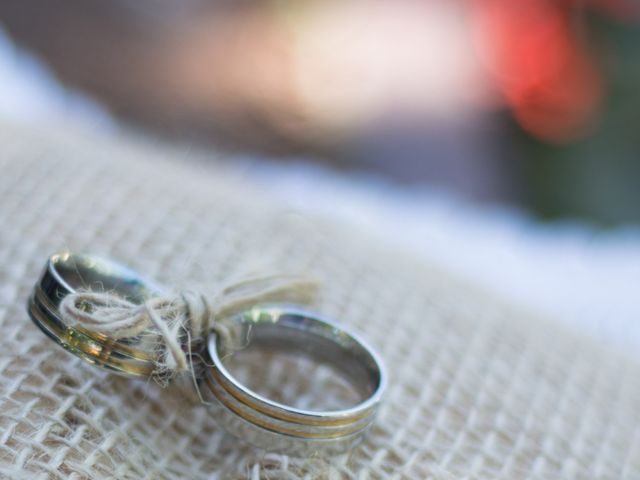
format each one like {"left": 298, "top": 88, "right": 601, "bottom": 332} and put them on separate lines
{"left": 519, "top": 17, "right": 640, "bottom": 225}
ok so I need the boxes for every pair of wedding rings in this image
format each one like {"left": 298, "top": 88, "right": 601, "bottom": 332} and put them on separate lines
{"left": 27, "top": 252, "right": 386, "bottom": 454}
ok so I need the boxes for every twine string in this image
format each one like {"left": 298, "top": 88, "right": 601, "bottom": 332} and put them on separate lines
{"left": 58, "top": 275, "right": 318, "bottom": 382}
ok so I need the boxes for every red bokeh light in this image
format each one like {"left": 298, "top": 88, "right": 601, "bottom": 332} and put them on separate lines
{"left": 472, "top": 0, "right": 603, "bottom": 143}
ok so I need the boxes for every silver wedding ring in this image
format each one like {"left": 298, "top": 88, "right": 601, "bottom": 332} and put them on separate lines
{"left": 205, "top": 306, "right": 385, "bottom": 453}
{"left": 28, "top": 252, "right": 164, "bottom": 377}
{"left": 27, "top": 252, "right": 386, "bottom": 453}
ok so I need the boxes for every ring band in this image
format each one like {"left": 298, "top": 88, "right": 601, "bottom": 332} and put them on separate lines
{"left": 27, "top": 252, "right": 386, "bottom": 453}
{"left": 28, "top": 252, "right": 163, "bottom": 377}
{"left": 204, "top": 306, "right": 386, "bottom": 453}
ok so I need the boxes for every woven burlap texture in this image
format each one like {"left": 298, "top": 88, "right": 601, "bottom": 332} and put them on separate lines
{"left": 0, "top": 122, "right": 638, "bottom": 480}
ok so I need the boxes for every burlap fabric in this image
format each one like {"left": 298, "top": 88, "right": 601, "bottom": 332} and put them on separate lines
{"left": 0, "top": 122, "right": 638, "bottom": 479}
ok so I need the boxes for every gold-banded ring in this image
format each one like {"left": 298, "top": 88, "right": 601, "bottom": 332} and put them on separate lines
{"left": 27, "top": 252, "right": 163, "bottom": 377}
{"left": 203, "top": 306, "right": 386, "bottom": 454}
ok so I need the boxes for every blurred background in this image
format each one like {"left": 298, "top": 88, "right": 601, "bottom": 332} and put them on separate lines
{"left": 0, "top": 1, "right": 639, "bottom": 350}
{"left": 1, "top": 0, "right": 639, "bottom": 222}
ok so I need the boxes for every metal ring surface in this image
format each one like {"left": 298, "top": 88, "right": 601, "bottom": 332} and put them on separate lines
{"left": 203, "top": 306, "right": 386, "bottom": 454}
{"left": 27, "top": 251, "right": 163, "bottom": 377}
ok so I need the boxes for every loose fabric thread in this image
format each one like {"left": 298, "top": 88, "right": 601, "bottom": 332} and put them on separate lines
{"left": 59, "top": 275, "right": 318, "bottom": 385}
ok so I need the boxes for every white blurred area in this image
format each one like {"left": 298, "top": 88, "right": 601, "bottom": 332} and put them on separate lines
{"left": 0, "top": 28, "right": 113, "bottom": 130}
{"left": 0, "top": 25, "right": 639, "bottom": 356}
{"left": 272, "top": 1, "right": 492, "bottom": 137}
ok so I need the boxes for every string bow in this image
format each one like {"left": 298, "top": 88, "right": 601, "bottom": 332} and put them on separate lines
{"left": 59, "top": 275, "right": 318, "bottom": 383}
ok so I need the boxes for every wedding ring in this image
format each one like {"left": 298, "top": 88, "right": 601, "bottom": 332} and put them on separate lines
{"left": 27, "top": 252, "right": 386, "bottom": 453}
{"left": 203, "top": 306, "right": 386, "bottom": 454}
{"left": 28, "top": 251, "right": 164, "bottom": 377}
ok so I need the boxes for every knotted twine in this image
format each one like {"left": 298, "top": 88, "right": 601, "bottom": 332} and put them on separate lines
{"left": 58, "top": 275, "right": 319, "bottom": 390}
